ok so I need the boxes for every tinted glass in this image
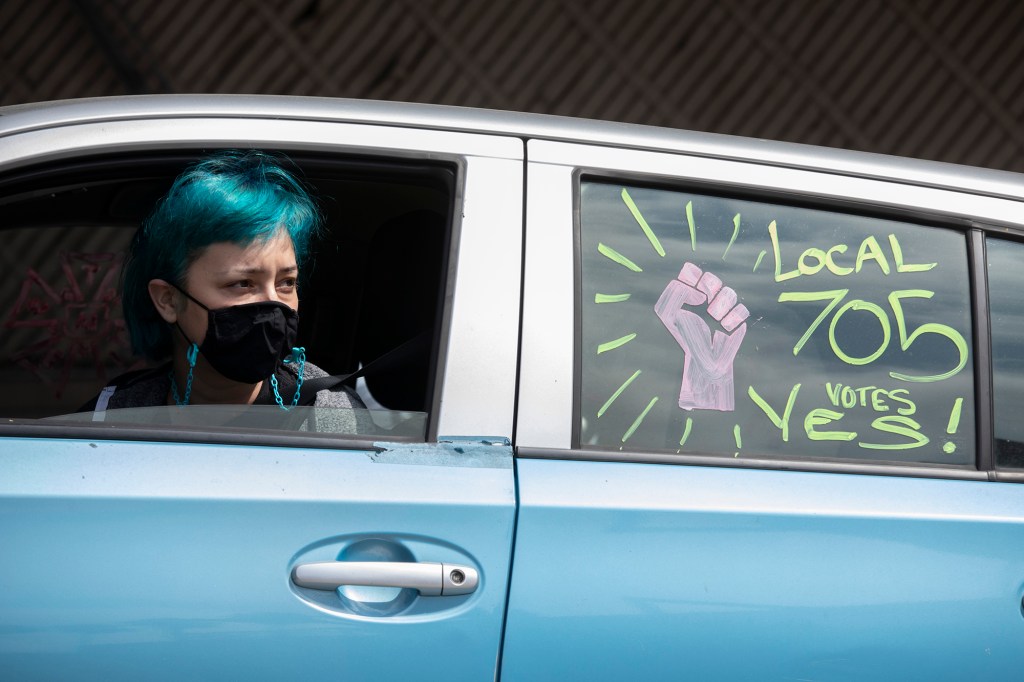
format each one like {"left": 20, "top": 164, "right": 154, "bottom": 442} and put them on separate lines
{"left": 987, "top": 237, "right": 1024, "bottom": 469}
{"left": 579, "top": 181, "right": 974, "bottom": 465}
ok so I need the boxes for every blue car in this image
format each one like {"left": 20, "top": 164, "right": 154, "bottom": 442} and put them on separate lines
{"left": 1, "top": 96, "right": 1023, "bottom": 680}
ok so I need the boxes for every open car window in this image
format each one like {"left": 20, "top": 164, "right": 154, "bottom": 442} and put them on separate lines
{"left": 0, "top": 152, "right": 455, "bottom": 442}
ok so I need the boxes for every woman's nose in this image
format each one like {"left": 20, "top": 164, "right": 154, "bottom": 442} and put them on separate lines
{"left": 256, "top": 282, "right": 282, "bottom": 302}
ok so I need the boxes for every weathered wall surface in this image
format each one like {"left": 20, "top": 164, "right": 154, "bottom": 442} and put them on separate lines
{"left": 2, "top": 0, "right": 1022, "bottom": 170}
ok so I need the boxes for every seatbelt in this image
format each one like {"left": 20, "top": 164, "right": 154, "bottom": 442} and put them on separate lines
{"left": 91, "top": 385, "right": 118, "bottom": 420}
{"left": 297, "top": 330, "right": 431, "bottom": 403}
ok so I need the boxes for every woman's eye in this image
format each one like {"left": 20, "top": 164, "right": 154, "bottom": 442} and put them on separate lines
{"left": 278, "top": 278, "right": 297, "bottom": 290}
{"left": 229, "top": 280, "right": 253, "bottom": 289}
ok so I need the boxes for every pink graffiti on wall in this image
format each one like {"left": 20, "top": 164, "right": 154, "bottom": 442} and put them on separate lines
{"left": 4, "top": 251, "right": 138, "bottom": 399}
{"left": 655, "top": 262, "right": 750, "bottom": 411}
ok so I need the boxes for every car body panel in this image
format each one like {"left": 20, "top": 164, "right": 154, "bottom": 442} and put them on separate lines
{"left": 502, "top": 458, "right": 1024, "bottom": 681}
{"left": 0, "top": 437, "right": 515, "bottom": 680}
{"left": 0, "top": 95, "right": 1022, "bottom": 680}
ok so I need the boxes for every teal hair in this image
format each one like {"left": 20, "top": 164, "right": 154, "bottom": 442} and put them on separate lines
{"left": 122, "top": 150, "right": 321, "bottom": 361}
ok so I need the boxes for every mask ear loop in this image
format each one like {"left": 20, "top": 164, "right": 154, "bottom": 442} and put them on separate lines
{"left": 271, "top": 347, "right": 306, "bottom": 410}
{"left": 169, "top": 342, "right": 199, "bottom": 407}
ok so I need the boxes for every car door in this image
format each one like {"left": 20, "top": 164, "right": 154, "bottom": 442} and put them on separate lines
{"left": 0, "top": 99, "right": 523, "bottom": 680}
{"left": 505, "top": 138, "right": 1024, "bottom": 680}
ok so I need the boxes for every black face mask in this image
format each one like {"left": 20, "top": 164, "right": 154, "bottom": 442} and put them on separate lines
{"left": 172, "top": 285, "right": 299, "bottom": 384}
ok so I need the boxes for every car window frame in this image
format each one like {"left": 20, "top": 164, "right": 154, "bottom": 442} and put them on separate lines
{"left": 517, "top": 138, "right": 1024, "bottom": 482}
{"left": 572, "top": 168, "right": 985, "bottom": 472}
{"left": 0, "top": 115, "right": 525, "bottom": 448}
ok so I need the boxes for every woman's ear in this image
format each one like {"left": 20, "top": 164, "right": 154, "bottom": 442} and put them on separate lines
{"left": 148, "top": 279, "right": 179, "bottom": 323}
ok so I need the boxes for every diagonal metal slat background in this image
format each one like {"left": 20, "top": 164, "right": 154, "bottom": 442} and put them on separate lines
{"left": 0, "top": 0, "right": 1022, "bottom": 171}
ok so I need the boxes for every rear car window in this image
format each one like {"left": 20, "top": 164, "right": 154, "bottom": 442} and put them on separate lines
{"left": 986, "top": 236, "right": 1024, "bottom": 470}
{"left": 578, "top": 180, "right": 975, "bottom": 465}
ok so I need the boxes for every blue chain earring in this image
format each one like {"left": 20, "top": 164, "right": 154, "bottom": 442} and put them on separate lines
{"left": 169, "top": 342, "right": 199, "bottom": 407}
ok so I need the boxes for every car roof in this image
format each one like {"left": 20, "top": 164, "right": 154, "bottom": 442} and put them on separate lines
{"left": 2, "top": 94, "right": 1022, "bottom": 201}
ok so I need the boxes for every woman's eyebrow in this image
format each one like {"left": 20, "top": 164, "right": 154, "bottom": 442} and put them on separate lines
{"left": 223, "top": 265, "right": 299, "bottom": 275}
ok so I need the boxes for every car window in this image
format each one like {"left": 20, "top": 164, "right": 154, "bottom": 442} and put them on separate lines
{"left": 986, "top": 236, "right": 1024, "bottom": 470}
{"left": 578, "top": 180, "right": 975, "bottom": 465}
{"left": 0, "top": 153, "right": 453, "bottom": 441}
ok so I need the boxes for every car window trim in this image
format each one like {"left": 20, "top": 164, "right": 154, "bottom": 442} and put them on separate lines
{"left": 516, "top": 446, "right": 987, "bottom": 482}
{"left": 0, "top": 419, "right": 408, "bottom": 451}
{"left": 969, "top": 227, "right": 995, "bottom": 474}
{"left": 0, "top": 149, "right": 466, "bottom": 445}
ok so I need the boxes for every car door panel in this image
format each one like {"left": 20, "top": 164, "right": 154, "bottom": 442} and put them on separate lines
{"left": 503, "top": 458, "right": 1024, "bottom": 680}
{"left": 508, "top": 139, "right": 1024, "bottom": 680}
{"left": 0, "top": 106, "right": 525, "bottom": 680}
{"left": 0, "top": 438, "right": 514, "bottom": 679}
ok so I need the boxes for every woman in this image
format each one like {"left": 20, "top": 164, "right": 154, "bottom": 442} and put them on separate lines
{"left": 82, "top": 150, "right": 363, "bottom": 423}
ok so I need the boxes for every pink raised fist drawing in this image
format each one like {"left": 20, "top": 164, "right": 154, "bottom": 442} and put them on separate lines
{"left": 655, "top": 262, "right": 750, "bottom": 411}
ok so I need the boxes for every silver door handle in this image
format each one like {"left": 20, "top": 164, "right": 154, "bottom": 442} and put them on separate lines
{"left": 291, "top": 561, "right": 478, "bottom": 596}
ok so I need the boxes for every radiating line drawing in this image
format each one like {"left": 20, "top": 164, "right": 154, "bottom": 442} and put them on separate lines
{"left": 722, "top": 213, "right": 741, "bottom": 260}
{"left": 685, "top": 201, "right": 697, "bottom": 252}
{"left": 678, "top": 417, "right": 693, "bottom": 447}
{"left": 597, "top": 333, "right": 637, "bottom": 354}
{"left": 595, "top": 293, "right": 631, "bottom": 303}
{"left": 589, "top": 195, "right": 773, "bottom": 447}
{"left": 598, "top": 242, "right": 642, "bottom": 272}
{"left": 622, "top": 396, "right": 659, "bottom": 442}
{"left": 598, "top": 369, "right": 641, "bottom": 417}
{"left": 621, "top": 188, "right": 665, "bottom": 257}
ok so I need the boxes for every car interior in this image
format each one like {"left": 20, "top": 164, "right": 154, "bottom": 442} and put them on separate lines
{"left": 0, "top": 150, "right": 456, "bottom": 425}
